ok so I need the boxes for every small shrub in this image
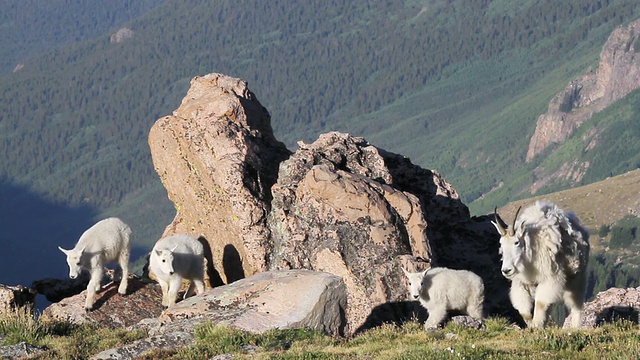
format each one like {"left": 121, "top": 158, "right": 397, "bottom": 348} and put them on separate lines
{"left": 0, "top": 307, "right": 49, "bottom": 345}
{"left": 598, "top": 224, "right": 611, "bottom": 238}
{"left": 483, "top": 317, "right": 511, "bottom": 334}
{"left": 609, "top": 215, "right": 640, "bottom": 249}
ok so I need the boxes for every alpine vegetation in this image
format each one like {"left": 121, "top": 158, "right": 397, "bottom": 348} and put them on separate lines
{"left": 58, "top": 217, "right": 132, "bottom": 310}
{"left": 149, "top": 234, "right": 205, "bottom": 308}
{"left": 493, "top": 201, "right": 590, "bottom": 328}
{"left": 402, "top": 266, "right": 485, "bottom": 329}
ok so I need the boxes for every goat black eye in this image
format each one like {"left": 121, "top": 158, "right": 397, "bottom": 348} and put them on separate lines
{"left": 514, "top": 240, "right": 520, "bottom": 246}
{"left": 162, "top": 259, "right": 166, "bottom": 263}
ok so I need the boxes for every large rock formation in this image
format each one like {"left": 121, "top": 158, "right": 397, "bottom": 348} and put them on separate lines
{"left": 527, "top": 18, "right": 640, "bottom": 161}
{"left": 147, "top": 73, "right": 512, "bottom": 335}
{"left": 267, "top": 132, "right": 510, "bottom": 334}
{"left": 149, "top": 73, "right": 291, "bottom": 283}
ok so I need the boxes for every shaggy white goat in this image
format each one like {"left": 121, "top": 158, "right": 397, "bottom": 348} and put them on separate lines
{"left": 58, "top": 217, "right": 131, "bottom": 310}
{"left": 149, "top": 234, "right": 205, "bottom": 308}
{"left": 402, "top": 266, "right": 485, "bottom": 329}
{"left": 493, "top": 201, "right": 590, "bottom": 328}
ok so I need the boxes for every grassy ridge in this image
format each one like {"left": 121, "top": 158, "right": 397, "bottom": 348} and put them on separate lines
{"left": 2, "top": 309, "right": 638, "bottom": 359}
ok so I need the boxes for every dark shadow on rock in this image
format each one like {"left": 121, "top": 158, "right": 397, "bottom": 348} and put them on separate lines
{"left": 223, "top": 244, "right": 245, "bottom": 283}
{"left": 198, "top": 236, "right": 224, "bottom": 287}
{"left": 596, "top": 306, "right": 639, "bottom": 326}
{"left": 32, "top": 273, "right": 91, "bottom": 303}
{"left": 353, "top": 301, "right": 427, "bottom": 335}
{"left": 91, "top": 274, "right": 148, "bottom": 311}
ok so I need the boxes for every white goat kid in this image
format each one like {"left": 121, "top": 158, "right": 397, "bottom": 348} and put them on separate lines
{"left": 58, "top": 217, "right": 131, "bottom": 310}
{"left": 493, "top": 201, "right": 590, "bottom": 328}
{"left": 402, "top": 267, "right": 484, "bottom": 329}
{"left": 149, "top": 234, "right": 205, "bottom": 308}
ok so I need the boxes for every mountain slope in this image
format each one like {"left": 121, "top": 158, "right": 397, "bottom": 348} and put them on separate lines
{"left": 1, "top": 0, "right": 640, "bottom": 268}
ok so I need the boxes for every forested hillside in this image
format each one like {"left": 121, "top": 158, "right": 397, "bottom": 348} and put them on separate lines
{"left": 1, "top": 0, "right": 640, "bottom": 284}
{"left": 0, "top": 0, "right": 165, "bottom": 74}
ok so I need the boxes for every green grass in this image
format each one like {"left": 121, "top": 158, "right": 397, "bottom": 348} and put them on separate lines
{"left": 0, "top": 307, "right": 147, "bottom": 359}
{"left": 1, "top": 310, "right": 639, "bottom": 359}
{"left": 133, "top": 318, "right": 640, "bottom": 359}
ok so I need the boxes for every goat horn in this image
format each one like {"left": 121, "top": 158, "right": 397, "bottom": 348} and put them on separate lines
{"left": 508, "top": 206, "right": 522, "bottom": 237}
{"left": 493, "top": 207, "right": 507, "bottom": 236}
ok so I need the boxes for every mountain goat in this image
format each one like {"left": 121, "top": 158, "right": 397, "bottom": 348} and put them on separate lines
{"left": 149, "top": 234, "right": 205, "bottom": 308}
{"left": 493, "top": 201, "right": 590, "bottom": 328}
{"left": 402, "top": 266, "right": 484, "bottom": 329}
{"left": 58, "top": 217, "right": 131, "bottom": 310}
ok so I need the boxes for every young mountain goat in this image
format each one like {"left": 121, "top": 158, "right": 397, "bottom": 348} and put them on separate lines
{"left": 402, "top": 266, "right": 485, "bottom": 329}
{"left": 493, "top": 201, "right": 590, "bottom": 328}
{"left": 149, "top": 234, "right": 205, "bottom": 308}
{"left": 58, "top": 217, "right": 131, "bottom": 310}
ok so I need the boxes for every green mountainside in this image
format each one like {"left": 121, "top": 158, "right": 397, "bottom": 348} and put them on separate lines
{"left": 1, "top": 0, "right": 640, "bottom": 259}
{"left": 0, "top": 0, "right": 165, "bottom": 74}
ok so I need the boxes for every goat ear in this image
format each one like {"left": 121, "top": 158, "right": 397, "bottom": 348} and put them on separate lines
{"left": 58, "top": 246, "right": 69, "bottom": 255}
{"left": 155, "top": 250, "right": 162, "bottom": 257}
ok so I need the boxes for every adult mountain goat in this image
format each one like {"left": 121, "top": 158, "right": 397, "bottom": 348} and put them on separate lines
{"left": 58, "top": 217, "right": 131, "bottom": 310}
{"left": 493, "top": 201, "right": 590, "bottom": 328}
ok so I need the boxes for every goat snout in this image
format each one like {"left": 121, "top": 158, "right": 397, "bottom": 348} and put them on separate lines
{"left": 501, "top": 267, "right": 514, "bottom": 277}
{"left": 412, "top": 294, "right": 419, "bottom": 300}
{"left": 169, "top": 271, "right": 174, "bottom": 275}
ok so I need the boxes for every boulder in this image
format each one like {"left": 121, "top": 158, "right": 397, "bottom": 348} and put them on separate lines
{"left": 39, "top": 275, "right": 164, "bottom": 328}
{"left": 563, "top": 286, "right": 640, "bottom": 328}
{"left": 156, "top": 269, "right": 346, "bottom": 336}
{"left": 148, "top": 73, "right": 291, "bottom": 283}
{"left": 32, "top": 273, "right": 90, "bottom": 303}
{"left": 0, "top": 284, "right": 36, "bottom": 315}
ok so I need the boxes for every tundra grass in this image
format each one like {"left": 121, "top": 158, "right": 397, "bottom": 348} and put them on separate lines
{"left": 1, "top": 311, "right": 639, "bottom": 359}
{"left": 138, "top": 318, "right": 640, "bottom": 359}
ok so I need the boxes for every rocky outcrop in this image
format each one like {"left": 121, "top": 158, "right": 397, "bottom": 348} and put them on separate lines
{"left": 0, "top": 284, "right": 36, "bottom": 315}
{"left": 39, "top": 276, "right": 164, "bottom": 328}
{"left": 110, "top": 28, "right": 134, "bottom": 44}
{"left": 147, "top": 73, "right": 512, "bottom": 335}
{"left": 267, "top": 132, "right": 465, "bottom": 334}
{"left": 148, "top": 73, "right": 291, "bottom": 283}
{"left": 563, "top": 286, "right": 640, "bottom": 328}
{"left": 527, "top": 18, "right": 640, "bottom": 161}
